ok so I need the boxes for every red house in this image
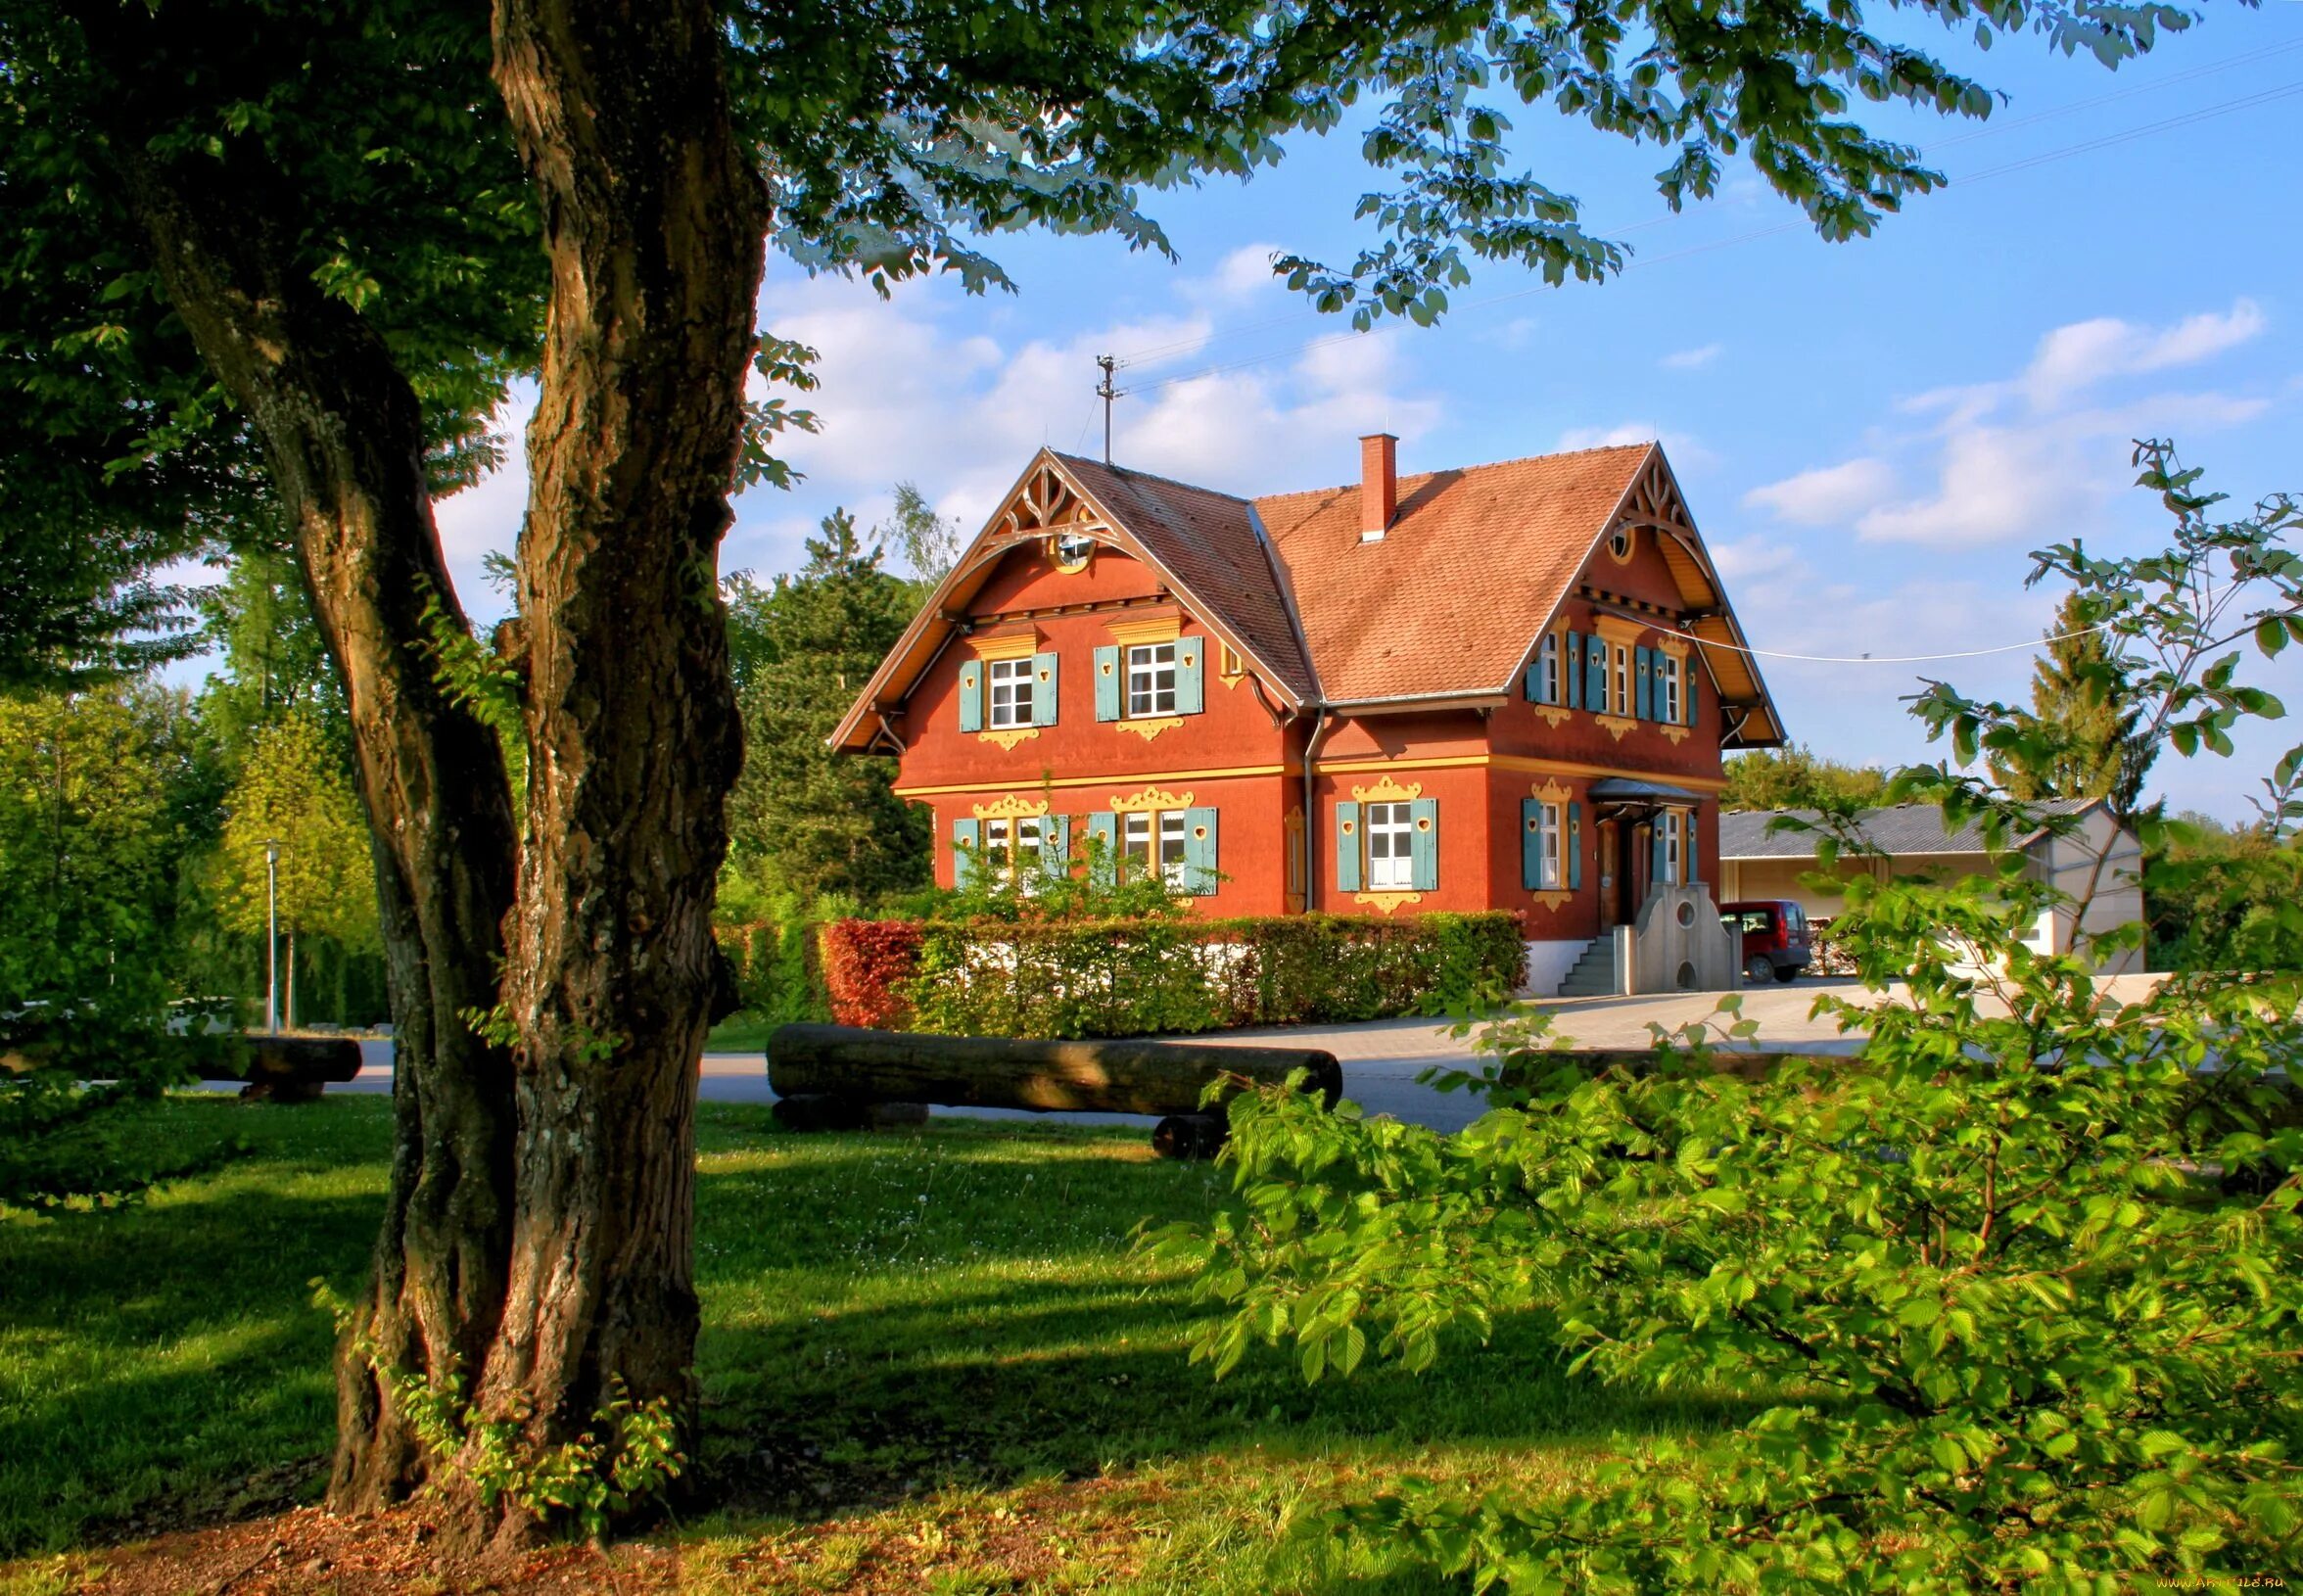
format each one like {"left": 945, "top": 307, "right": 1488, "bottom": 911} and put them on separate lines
{"left": 830, "top": 436, "right": 1786, "bottom": 994}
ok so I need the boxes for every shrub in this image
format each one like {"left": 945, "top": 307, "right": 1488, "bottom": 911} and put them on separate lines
{"left": 880, "top": 911, "right": 1525, "bottom": 1041}
{"left": 713, "top": 916, "right": 829, "bottom": 1025}
{"left": 819, "top": 918, "right": 926, "bottom": 1029}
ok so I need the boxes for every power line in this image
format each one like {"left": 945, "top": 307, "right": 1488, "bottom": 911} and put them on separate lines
{"left": 1691, "top": 621, "right": 2114, "bottom": 666}
{"left": 1112, "top": 65, "right": 2303, "bottom": 394}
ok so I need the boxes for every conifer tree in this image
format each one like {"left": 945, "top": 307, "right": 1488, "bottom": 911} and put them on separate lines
{"left": 1990, "top": 590, "right": 2157, "bottom": 817}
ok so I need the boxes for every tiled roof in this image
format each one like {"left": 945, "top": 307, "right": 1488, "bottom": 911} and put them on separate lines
{"left": 1717, "top": 799, "right": 2103, "bottom": 860}
{"left": 1251, "top": 445, "right": 1653, "bottom": 703}
{"left": 1053, "top": 454, "right": 1318, "bottom": 700}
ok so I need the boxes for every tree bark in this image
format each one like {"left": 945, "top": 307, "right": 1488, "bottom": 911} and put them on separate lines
{"left": 474, "top": 0, "right": 764, "bottom": 1550}
{"left": 77, "top": 17, "right": 524, "bottom": 1509}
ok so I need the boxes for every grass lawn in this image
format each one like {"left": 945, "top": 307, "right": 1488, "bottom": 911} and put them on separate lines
{"left": 1, "top": 1096, "right": 1737, "bottom": 1592}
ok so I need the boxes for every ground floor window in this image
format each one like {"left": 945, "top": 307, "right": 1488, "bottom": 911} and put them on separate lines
{"left": 1365, "top": 801, "right": 1415, "bottom": 890}
{"left": 1122, "top": 810, "right": 1190, "bottom": 890}
{"left": 984, "top": 815, "right": 1044, "bottom": 890}
{"left": 1659, "top": 809, "right": 1684, "bottom": 886}
{"left": 1536, "top": 801, "right": 1563, "bottom": 889}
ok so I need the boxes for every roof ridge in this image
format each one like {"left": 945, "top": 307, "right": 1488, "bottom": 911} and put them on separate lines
{"left": 1049, "top": 450, "right": 1249, "bottom": 505}
{"left": 1251, "top": 440, "right": 1655, "bottom": 506}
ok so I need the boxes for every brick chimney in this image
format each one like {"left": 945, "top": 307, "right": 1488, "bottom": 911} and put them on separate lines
{"left": 1359, "top": 433, "right": 1397, "bottom": 541}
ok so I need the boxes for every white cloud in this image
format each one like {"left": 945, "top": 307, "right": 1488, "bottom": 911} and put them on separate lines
{"left": 1742, "top": 457, "right": 1898, "bottom": 528}
{"left": 1856, "top": 428, "right": 2075, "bottom": 546}
{"left": 2023, "top": 299, "right": 2266, "bottom": 409}
{"left": 1557, "top": 422, "right": 1655, "bottom": 451}
{"left": 1661, "top": 343, "right": 1722, "bottom": 370}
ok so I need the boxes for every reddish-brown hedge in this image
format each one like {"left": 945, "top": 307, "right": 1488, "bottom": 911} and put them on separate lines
{"left": 820, "top": 918, "right": 927, "bottom": 1029}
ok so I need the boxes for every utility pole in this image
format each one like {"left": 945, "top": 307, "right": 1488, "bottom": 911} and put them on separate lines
{"left": 1095, "top": 354, "right": 1121, "bottom": 466}
{"left": 263, "top": 838, "right": 281, "bottom": 1035}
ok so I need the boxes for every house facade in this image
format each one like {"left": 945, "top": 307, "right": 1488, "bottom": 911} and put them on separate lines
{"left": 831, "top": 436, "right": 1786, "bottom": 995}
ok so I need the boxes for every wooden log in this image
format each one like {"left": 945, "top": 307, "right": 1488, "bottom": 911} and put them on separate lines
{"left": 1152, "top": 1111, "right": 1229, "bottom": 1161}
{"left": 193, "top": 1035, "right": 365, "bottom": 1088}
{"left": 771, "top": 1094, "right": 929, "bottom": 1132}
{"left": 766, "top": 1022, "right": 1341, "bottom": 1117}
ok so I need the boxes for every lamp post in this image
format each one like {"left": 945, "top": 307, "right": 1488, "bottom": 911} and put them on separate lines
{"left": 262, "top": 838, "right": 282, "bottom": 1035}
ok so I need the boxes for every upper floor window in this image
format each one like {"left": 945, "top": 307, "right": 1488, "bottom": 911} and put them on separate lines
{"left": 1537, "top": 634, "right": 1560, "bottom": 705}
{"left": 987, "top": 657, "right": 1035, "bottom": 728}
{"left": 1610, "top": 642, "right": 1631, "bottom": 717}
{"left": 1365, "top": 801, "right": 1416, "bottom": 891}
{"left": 1657, "top": 652, "right": 1681, "bottom": 724}
{"left": 1128, "top": 642, "right": 1177, "bottom": 718}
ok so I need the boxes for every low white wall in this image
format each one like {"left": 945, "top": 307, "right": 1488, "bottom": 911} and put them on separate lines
{"left": 1520, "top": 939, "right": 1589, "bottom": 999}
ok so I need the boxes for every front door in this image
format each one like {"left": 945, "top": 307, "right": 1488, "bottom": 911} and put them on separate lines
{"left": 1598, "top": 821, "right": 1622, "bottom": 930}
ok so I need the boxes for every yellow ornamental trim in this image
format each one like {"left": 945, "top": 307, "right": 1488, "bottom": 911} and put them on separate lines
{"left": 1593, "top": 714, "right": 1636, "bottom": 742}
{"left": 1530, "top": 778, "right": 1573, "bottom": 804}
{"left": 971, "top": 794, "right": 1052, "bottom": 821}
{"left": 1106, "top": 615, "right": 1182, "bottom": 647}
{"left": 1653, "top": 633, "right": 1691, "bottom": 659}
{"left": 1111, "top": 786, "right": 1194, "bottom": 814}
{"left": 1115, "top": 716, "right": 1183, "bottom": 741}
{"left": 1349, "top": 774, "right": 1425, "bottom": 805}
{"left": 1529, "top": 890, "right": 1573, "bottom": 912}
{"left": 1353, "top": 891, "right": 1422, "bottom": 915}
{"left": 978, "top": 728, "right": 1040, "bottom": 751}
{"left": 964, "top": 632, "right": 1041, "bottom": 661}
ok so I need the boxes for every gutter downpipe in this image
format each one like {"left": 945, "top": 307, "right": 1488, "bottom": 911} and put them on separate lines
{"left": 1301, "top": 705, "right": 1337, "bottom": 914}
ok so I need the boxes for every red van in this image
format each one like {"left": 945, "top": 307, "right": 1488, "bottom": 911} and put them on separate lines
{"left": 1721, "top": 901, "right": 1811, "bottom": 984}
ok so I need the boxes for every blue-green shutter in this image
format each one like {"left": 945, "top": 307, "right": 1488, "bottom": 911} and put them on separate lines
{"left": 1409, "top": 797, "right": 1438, "bottom": 892}
{"left": 1651, "top": 821, "right": 1668, "bottom": 885}
{"left": 1086, "top": 811, "right": 1117, "bottom": 884}
{"left": 1685, "top": 810, "right": 1700, "bottom": 884}
{"left": 1635, "top": 646, "right": 1654, "bottom": 720}
{"left": 1175, "top": 639, "right": 1204, "bottom": 715}
{"left": 1093, "top": 645, "right": 1121, "bottom": 721}
{"left": 1685, "top": 664, "right": 1700, "bottom": 727}
{"left": 1042, "top": 814, "right": 1070, "bottom": 878}
{"left": 952, "top": 817, "right": 980, "bottom": 888}
{"left": 1568, "top": 802, "right": 1583, "bottom": 890}
{"left": 1565, "top": 633, "right": 1583, "bottom": 710}
{"left": 1586, "top": 640, "right": 1608, "bottom": 713}
{"left": 1184, "top": 806, "right": 1218, "bottom": 896}
{"left": 1521, "top": 798, "right": 1544, "bottom": 890}
{"left": 1336, "top": 801, "right": 1362, "bottom": 893}
{"left": 1031, "top": 652, "right": 1059, "bottom": 727}
{"left": 1524, "top": 656, "right": 1542, "bottom": 703}
{"left": 958, "top": 661, "right": 983, "bottom": 732}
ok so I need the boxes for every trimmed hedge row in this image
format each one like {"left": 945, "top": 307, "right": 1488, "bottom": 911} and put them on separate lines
{"left": 819, "top": 911, "right": 1527, "bottom": 1040}
{"left": 714, "top": 920, "right": 831, "bottom": 1024}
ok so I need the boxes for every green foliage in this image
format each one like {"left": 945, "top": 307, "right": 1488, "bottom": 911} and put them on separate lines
{"left": 0, "top": 684, "right": 230, "bottom": 1208}
{"left": 191, "top": 543, "right": 349, "bottom": 766}
{"left": 213, "top": 712, "right": 377, "bottom": 955}
{"left": 879, "top": 481, "right": 964, "bottom": 596}
{"left": 724, "top": 513, "right": 931, "bottom": 908}
{"left": 1987, "top": 588, "right": 2159, "bottom": 817}
{"left": 1161, "top": 445, "right": 2303, "bottom": 1590}
{"left": 1719, "top": 743, "right": 1889, "bottom": 813}
{"left": 2144, "top": 812, "right": 2303, "bottom": 973}
{"left": 902, "top": 909, "right": 1527, "bottom": 1040}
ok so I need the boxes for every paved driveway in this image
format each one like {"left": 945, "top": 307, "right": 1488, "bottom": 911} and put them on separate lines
{"left": 200, "top": 974, "right": 2164, "bottom": 1132}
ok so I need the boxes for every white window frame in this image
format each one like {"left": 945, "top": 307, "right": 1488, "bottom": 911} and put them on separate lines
{"left": 1119, "top": 808, "right": 1193, "bottom": 890}
{"left": 1611, "top": 643, "right": 1631, "bottom": 717}
{"left": 1658, "top": 652, "right": 1682, "bottom": 724}
{"left": 1366, "top": 801, "right": 1415, "bottom": 891}
{"left": 1158, "top": 810, "right": 1190, "bottom": 890}
{"left": 1121, "top": 811, "right": 1152, "bottom": 877}
{"left": 1661, "top": 809, "right": 1684, "bottom": 886}
{"left": 981, "top": 814, "right": 1043, "bottom": 888}
{"left": 1538, "top": 801, "right": 1564, "bottom": 889}
{"left": 1538, "top": 634, "right": 1560, "bottom": 705}
{"left": 1127, "top": 641, "right": 1177, "bottom": 718}
{"left": 987, "top": 657, "right": 1035, "bottom": 728}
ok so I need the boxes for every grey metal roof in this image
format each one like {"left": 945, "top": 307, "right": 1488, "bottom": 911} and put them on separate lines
{"left": 1587, "top": 777, "right": 1710, "bottom": 804}
{"left": 1717, "top": 799, "right": 2101, "bottom": 860}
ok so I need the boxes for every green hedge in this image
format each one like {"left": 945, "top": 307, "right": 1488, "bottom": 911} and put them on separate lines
{"left": 901, "top": 912, "right": 1526, "bottom": 1040}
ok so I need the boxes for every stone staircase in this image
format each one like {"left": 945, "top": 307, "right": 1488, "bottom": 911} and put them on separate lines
{"left": 1556, "top": 934, "right": 1620, "bottom": 998}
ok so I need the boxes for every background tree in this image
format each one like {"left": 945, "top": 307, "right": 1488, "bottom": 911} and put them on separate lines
{"left": 214, "top": 712, "right": 380, "bottom": 1029}
{"left": 0, "top": 0, "right": 2202, "bottom": 1546}
{"left": 880, "top": 482, "right": 964, "bottom": 596}
{"left": 1988, "top": 588, "right": 2159, "bottom": 817}
{"left": 726, "top": 511, "right": 931, "bottom": 907}
{"left": 1720, "top": 742, "right": 1891, "bottom": 811}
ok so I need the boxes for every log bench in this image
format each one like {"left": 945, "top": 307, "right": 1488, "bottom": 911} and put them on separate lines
{"left": 192, "top": 1035, "right": 365, "bottom": 1103}
{"left": 765, "top": 1022, "right": 1342, "bottom": 1158}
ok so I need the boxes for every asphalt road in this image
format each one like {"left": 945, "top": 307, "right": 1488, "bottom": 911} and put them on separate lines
{"left": 190, "top": 978, "right": 1940, "bottom": 1133}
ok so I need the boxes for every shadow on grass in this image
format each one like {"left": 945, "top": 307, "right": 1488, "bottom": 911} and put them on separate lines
{"left": 688, "top": 1125, "right": 1759, "bottom": 1528}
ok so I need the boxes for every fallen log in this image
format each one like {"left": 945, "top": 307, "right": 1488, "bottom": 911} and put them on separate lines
{"left": 765, "top": 1023, "right": 1341, "bottom": 1151}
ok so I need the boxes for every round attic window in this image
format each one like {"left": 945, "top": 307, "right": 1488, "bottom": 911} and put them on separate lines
{"left": 1608, "top": 526, "right": 1635, "bottom": 563}
{"left": 1052, "top": 531, "right": 1097, "bottom": 572}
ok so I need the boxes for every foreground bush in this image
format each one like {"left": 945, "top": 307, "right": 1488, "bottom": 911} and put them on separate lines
{"left": 1157, "top": 444, "right": 2303, "bottom": 1590}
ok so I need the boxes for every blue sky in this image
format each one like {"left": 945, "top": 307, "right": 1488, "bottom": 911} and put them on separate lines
{"left": 431, "top": 3, "right": 2303, "bottom": 820}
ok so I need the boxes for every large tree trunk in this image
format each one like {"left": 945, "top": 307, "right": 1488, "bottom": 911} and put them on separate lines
{"left": 472, "top": 0, "right": 764, "bottom": 1550}
{"left": 81, "top": 23, "right": 525, "bottom": 1509}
